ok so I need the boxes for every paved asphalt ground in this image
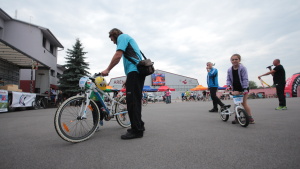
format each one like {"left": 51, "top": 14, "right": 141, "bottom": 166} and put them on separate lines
{"left": 0, "top": 97, "right": 300, "bottom": 169}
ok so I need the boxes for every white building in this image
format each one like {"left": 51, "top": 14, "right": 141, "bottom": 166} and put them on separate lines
{"left": 0, "top": 8, "right": 63, "bottom": 94}
{"left": 109, "top": 69, "right": 199, "bottom": 100}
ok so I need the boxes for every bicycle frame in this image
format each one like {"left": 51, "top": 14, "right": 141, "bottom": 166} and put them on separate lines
{"left": 93, "top": 87, "right": 128, "bottom": 116}
{"left": 78, "top": 78, "right": 127, "bottom": 119}
{"left": 220, "top": 95, "right": 244, "bottom": 118}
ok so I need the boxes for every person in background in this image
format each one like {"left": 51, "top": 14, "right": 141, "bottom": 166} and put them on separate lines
{"left": 202, "top": 90, "right": 207, "bottom": 101}
{"left": 50, "top": 87, "right": 56, "bottom": 103}
{"left": 165, "top": 89, "right": 171, "bottom": 104}
{"left": 190, "top": 92, "right": 194, "bottom": 101}
{"left": 56, "top": 90, "right": 63, "bottom": 106}
{"left": 206, "top": 62, "right": 228, "bottom": 112}
{"left": 181, "top": 92, "right": 185, "bottom": 101}
{"left": 258, "top": 59, "right": 287, "bottom": 110}
{"left": 185, "top": 90, "right": 190, "bottom": 101}
{"left": 169, "top": 89, "right": 172, "bottom": 103}
{"left": 226, "top": 54, "right": 255, "bottom": 124}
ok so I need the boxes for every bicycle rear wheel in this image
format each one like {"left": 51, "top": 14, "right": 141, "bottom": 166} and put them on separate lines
{"left": 220, "top": 108, "right": 229, "bottom": 121}
{"left": 54, "top": 96, "right": 100, "bottom": 143}
{"left": 237, "top": 108, "right": 249, "bottom": 127}
{"left": 115, "top": 96, "right": 131, "bottom": 128}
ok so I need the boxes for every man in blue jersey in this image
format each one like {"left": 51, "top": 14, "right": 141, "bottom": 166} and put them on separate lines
{"left": 206, "top": 62, "right": 227, "bottom": 112}
{"left": 101, "top": 28, "right": 145, "bottom": 139}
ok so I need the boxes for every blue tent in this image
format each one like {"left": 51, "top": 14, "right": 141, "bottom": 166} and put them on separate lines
{"left": 143, "top": 86, "right": 157, "bottom": 92}
{"left": 218, "top": 86, "right": 226, "bottom": 90}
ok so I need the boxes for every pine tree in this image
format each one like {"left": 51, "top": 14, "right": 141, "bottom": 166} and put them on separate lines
{"left": 58, "top": 39, "right": 90, "bottom": 97}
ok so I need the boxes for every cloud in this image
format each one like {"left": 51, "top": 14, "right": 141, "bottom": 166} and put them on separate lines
{"left": 1, "top": 0, "right": 300, "bottom": 86}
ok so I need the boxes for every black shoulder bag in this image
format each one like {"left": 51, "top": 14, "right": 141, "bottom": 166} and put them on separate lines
{"left": 124, "top": 51, "right": 155, "bottom": 76}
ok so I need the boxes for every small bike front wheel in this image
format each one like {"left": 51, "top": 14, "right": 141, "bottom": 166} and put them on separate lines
{"left": 115, "top": 96, "right": 131, "bottom": 128}
{"left": 220, "top": 108, "right": 229, "bottom": 121}
{"left": 54, "top": 96, "right": 100, "bottom": 143}
{"left": 237, "top": 108, "right": 249, "bottom": 127}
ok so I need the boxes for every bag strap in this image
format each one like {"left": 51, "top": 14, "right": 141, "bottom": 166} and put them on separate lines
{"left": 123, "top": 50, "right": 147, "bottom": 65}
{"left": 140, "top": 51, "right": 147, "bottom": 60}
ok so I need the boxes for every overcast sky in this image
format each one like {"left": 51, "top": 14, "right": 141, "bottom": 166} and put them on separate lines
{"left": 1, "top": 0, "right": 300, "bottom": 87}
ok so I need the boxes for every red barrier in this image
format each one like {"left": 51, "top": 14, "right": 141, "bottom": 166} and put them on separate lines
{"left": 284, "top": 73, "right": 300, "bottom": 97}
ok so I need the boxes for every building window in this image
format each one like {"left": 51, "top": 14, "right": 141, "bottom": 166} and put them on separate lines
{"left": 51, "top": 70, "right": 55, "bottom": 77}
{"left": 0, "top": 28, "right": 3, "bottom": 39}
{"left": 43, "top": 37, "right": 46, "bottom": 48}
{"left": 57, "top": 72, "right": 61, "bottom": 78}
{"left": 50, "top": 44, "right": 54, "bottom": 54}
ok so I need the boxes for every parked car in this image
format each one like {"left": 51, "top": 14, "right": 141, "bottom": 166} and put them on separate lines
{"left": 154, "top": 95, "right": 164, "bottom": 102}
{"left": 147, "top": 95, "right": 163, "bottom": 102}
{"left": 147, "top": 95, "right": 154, "bottom": 102}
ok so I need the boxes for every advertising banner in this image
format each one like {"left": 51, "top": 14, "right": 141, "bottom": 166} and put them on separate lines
{"left": 152, "top": 73, "right": 165, "bottom": 86}
{"left": 11, "top": 92, "right": 36, "bottom": 107}
{"left": 0, "top": 90, "right": 8, "bottom": 112}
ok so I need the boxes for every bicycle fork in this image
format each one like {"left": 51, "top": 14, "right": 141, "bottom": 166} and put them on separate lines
{"left": 78, "top": 91, "right": 92, "bottom": 119}
{"left": 234, "top": 105, "right": 242, "bottom": 118}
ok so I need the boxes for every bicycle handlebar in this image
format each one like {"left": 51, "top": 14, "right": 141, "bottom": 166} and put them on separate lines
{"left": 93, "top": 73, "right": 102, "bottom": 77}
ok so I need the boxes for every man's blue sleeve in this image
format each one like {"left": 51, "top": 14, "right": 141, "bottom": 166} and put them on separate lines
{"left": 208, "top": 68, "right": 217, "bottom": 77}
{"left": 117, "top": 35, "right": 129, "bottom": 51}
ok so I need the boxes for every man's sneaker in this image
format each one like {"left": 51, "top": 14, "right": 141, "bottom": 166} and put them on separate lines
{"left": 281, "top": 106, "right": 287, "bottom": 110}
{"left": 121, "top": 132, "right": 143, "bottom": 140}
{"left": 127, "top": 127, "right": 145, "bottom": 133}
{"left": 275, "top": 106, "right": 285, "bottom": 110}
{"left": 209, "top": 108, "right": 218, "bottom": 112}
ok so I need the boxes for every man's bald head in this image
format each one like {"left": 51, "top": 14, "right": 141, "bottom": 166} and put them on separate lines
{"left": 273, "top": 59, "right": 280, "bottom": 66}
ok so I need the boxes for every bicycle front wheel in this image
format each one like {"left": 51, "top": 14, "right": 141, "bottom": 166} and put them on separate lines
{"left": 54, "top": 96, "right": 100, "bottom": 143}
{"left": 237, "top": 108, "right": 249, "bottom": 127}
{"left": 115, "top": 96, "right": 131, "bottom": 128}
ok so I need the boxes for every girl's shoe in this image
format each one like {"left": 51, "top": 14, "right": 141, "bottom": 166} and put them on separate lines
{"left": 249, "top": 118, "right": 255, "bottom": 124}
{"left": 232, "top": 116, "right": 238, "bottom": 124}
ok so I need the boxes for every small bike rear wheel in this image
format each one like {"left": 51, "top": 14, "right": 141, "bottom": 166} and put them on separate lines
{"left": 220, "top": 108, "right": 229, "bottom": 121}
{"left": 54, "top": 96, "right": 100, "bottom": 143}
{"left": 237, "top": 108, "right": 249, "bottom": 127}
{"left": 115, "top": 96, "right": 131, "bottom": 128}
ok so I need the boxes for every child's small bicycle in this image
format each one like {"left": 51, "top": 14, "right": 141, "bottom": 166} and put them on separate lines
{"left": 54, "top": 74, "right": 130, "bottom": 143}
{"left": 219, "top": 94, "right": 249, "bottom": 127}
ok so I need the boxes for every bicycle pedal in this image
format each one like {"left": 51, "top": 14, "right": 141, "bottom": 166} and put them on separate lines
{"left": 104, "top": 114, "right": 111, "bottom": 121}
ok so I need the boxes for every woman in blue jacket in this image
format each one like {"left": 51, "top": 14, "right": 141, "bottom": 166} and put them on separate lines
{"left": 226, "top": 54, "right": 255, "bottom": 124}
{"left": 206, "top": 62, "right": 227, "bottom": 112}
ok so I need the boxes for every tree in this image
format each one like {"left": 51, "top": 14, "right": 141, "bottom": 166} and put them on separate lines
{"left": 249, "top": 80, "right": 258, "bottom": 89}
{"left": 58, "top": 39, "right": 90, "bottom": 97}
